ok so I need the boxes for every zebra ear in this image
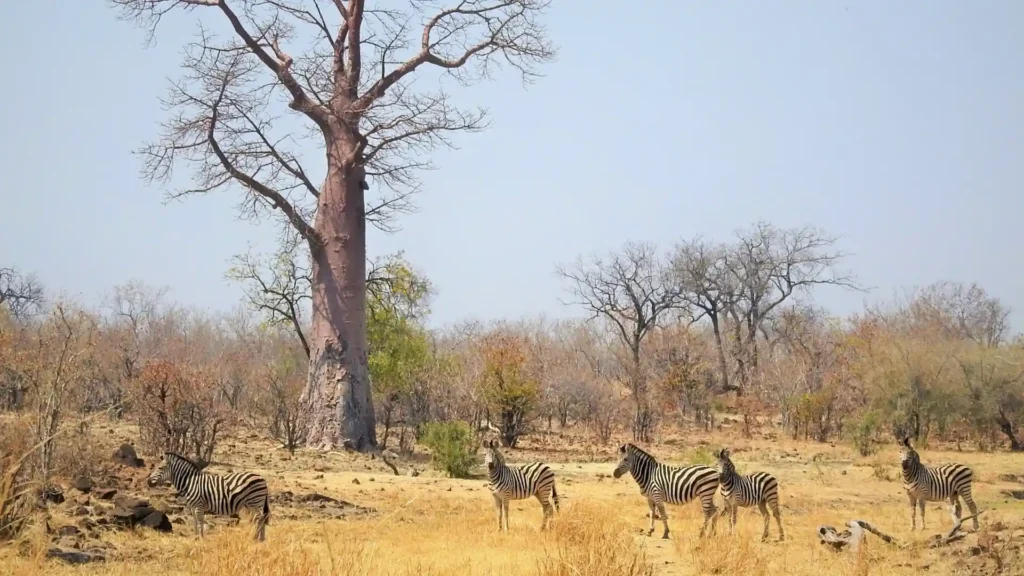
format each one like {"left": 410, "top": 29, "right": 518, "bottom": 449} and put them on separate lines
{"left": 489, "top": 439, "right": 498, "bottom": 449}
{"left": 902, "top": 436, "right": 912, "bottom": 449}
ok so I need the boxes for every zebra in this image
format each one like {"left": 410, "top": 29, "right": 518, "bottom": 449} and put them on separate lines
{"left": 148, "top": 452, "right": 271, "bottom": 541}
{"left": 482, "top": 439, "right": 560, "bottom": 532}
{"left": 714, "top": 448, "right": 784, "bottom": 541}
{"left": 612, "top": 443, "right": 719, "bottom": 539}
{"left": 899, "top": 436, "right": 979, "bottom": 531}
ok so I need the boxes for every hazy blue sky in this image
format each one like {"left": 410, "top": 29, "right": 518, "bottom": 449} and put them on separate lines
{"left": 1, "top": 1, "right": 1022, "bottom": 330}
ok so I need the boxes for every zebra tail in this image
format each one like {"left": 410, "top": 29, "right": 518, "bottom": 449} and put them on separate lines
{"left": 552, "top": 482, "right": 560, "bottom": 512}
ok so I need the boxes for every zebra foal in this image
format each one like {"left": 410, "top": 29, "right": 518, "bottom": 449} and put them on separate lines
{"left": 714, "top": 448, "right": 784, "bottom": 541}
{"left": 148, "top": 452, "right": 271, "bottom": 541}
{"left": 899, "top": 436, "right": 979, "bottom": 531}
{"left": 612, "top": 443, "right": 719, "bottom": 539}
{"left": 483, "top": 439, "right": 560, "bottom": 532}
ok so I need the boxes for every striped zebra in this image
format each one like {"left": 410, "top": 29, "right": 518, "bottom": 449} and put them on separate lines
{"left": 612, "top": 443, "right": 719, "bottom": 539}
{"left": 714, "top": 448, "right": 784, "bottom": 541}
{"left": 482, "top": 439, "right": 560, "bottom": 532}
{"left": 147, "top": 452, "right": 271, "bottom": 541}
{"left": 899, "top": 436, "right": 979, "bottom": 531}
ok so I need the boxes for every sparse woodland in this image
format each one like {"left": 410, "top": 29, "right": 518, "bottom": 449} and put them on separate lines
{"left": 2, "top": 0, "right": 1023, "bottom": 573}
{"left": 2, "top": 224, "right": 1021, "bottom": 491}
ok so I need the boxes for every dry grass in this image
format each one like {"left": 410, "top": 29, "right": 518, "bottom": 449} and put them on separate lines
{"left": 1, "top": 421, "right": 1023, "bottom": 575}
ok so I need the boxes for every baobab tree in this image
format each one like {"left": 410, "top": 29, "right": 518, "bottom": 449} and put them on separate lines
{"left": 111, "top": 0, "right": 555, "bottom": 451}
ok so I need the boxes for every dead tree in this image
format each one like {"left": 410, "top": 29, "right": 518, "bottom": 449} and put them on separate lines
{"left": 111, "top": 0, "right": 555, "bottom": 451}
{"left": 668, "top": 239, "right": 736, "bottom": 393}
{"left": 818, "top": 511, "right": 983, "bottom": 553}
{"left": 818, "top": 520, "right": 898, "bottom": 554}
{"left": 557, "top": 242, "right": 682, "bottom": 442}
{"left": 0, "top": 267, "right": 44, "bottom": 320}
{"left": 926, "top": 511, "right": 984, "bottom": 548}
{"left": 724, "top": 222, "right": 860, "bottom": 393}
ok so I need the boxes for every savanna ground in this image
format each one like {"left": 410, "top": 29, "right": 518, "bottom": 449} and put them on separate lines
{"left": 3, "top": 419, "right": 1023, "bottom": 576}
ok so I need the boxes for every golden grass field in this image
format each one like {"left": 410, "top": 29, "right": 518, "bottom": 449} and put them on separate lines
{"left": 2, "top": 421, "right": 1023, "bottom": 576}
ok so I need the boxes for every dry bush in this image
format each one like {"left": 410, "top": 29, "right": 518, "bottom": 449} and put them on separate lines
{"left": 0, "top": 417, "right": 34, "bottom": 542}
{"left": 252, "top": 343, "right": 307, "bottom": 453}
{"left": 536, "top": 503, "right": 654, "bottom": 576}
{"left": 130, "top": 360, "right": 230, "bottom": 464}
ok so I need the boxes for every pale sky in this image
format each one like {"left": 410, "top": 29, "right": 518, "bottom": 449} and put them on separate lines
{"left": 1, "top": 1, "right": 1022, "bottom": 330}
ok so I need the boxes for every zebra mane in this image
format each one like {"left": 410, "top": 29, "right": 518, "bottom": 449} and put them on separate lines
{"left": 626, "top": 443, "right": 657, "bottom": 463}
{"left": 165, "top": 452, "right": 200, "bottom": 471}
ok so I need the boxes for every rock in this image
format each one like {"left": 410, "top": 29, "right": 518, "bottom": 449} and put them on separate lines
{"left": 369, "top": 477, "right": 375, "bottom": 482}
{"left": 114, "top": 495, "right": 150, "bottom": 510}
{"left": 41, "top": 486, "right": 65, "bottom": 504}
{"left": 313, "top": 464, "right": 328, "bottom": 472}
{"left": 299, "top": 487, "right": 339, "bottom": 502}
{"left": 407, "top": 469, "right": 420, "bottom": 477}
{"left": 72, "top": 476, "right": 93, "bottom": 493}
{"left": 112, "top": 506, "right": 157, "bottom": 528}
{"left": 56, "top": 525, "right": 82, "bottom": 538}
{"left": 1002, "top": 490, "right": 1024, "bottom": 501}
{"left": 112, "top": 444, "right": 145, "bottom": 468}
{"left": 138, "top": 511, "right": 173, "bottom": 533}
{"left": 94, "top": 488, "right": 117, "bottom": 500}
{"left": 56, "top": 536, "right": 81, "bottom": 550}
{"left": 71, "top": 506, "right": 90, "bottom": 516}
{"left": 352, "top": 479, "right": 361, "bottom": 485}
{"left": 47, "top": 547, "right": 104, "bottom": 564}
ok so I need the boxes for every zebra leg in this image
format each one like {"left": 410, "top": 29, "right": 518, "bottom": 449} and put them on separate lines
{"left": 758, "top": 501, "right": 770, "bottom": 542}
{"left": 907, "top": 494, "right": 918, "bottom": 531}
{"left": 646, "top": 499, "right": 657, "bottom": 537}
{"left": 195, "top": 509, "right": 207, "bottom": 538}
{"left": 918, "top": 499, "right": 926, "bottom": 530}
{"left": 492, "top": 494, "right": 503, "bottom": 532}
{"left": 770, "top": 500, "right": 784, "bottom": 541}
{"left": 698, "top": 495, "right": 715, "bottom": 538}
{"left": 657, "top": 502, "right": 670, "bottom": 539}
{"left": 536, "top": 492, "right": 552, "bottom": 531}
{"left": 499, "top": 496, "right": 507, "bottom": 532}
{"left": 960, "top": 486, "right": 980, "bottom": 531}
{"left": 730, "top": 504, "right": 738, "bottom": 536}
{"left": 948, "top": 495, "right": 962, "bottom": 526}
{"left": 254, "top": 509, "right": 267, "bottom": 542}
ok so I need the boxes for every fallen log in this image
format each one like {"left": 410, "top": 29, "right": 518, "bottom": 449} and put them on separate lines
{"left": 926, "top": 511, "right": 984, "bottom": 548}
{"left": 818, "top": 520, "right": 899, "bottom": 553}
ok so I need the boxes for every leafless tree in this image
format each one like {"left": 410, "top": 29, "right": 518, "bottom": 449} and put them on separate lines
{"left": 0, "top": 268, "right": 44, "bottom": 320}
{"left": 228, "top": 233, "right": 313, "bottom": 357}
{"left": 669, "top": 239, "right": 736, "bottom": 393}
{"left": 557, "top": 242, "right": 682, "bottom": 442}
{"left": 910, "top": 281, "right": 1011, "bottom": 348}
{"left": 724, "top": 222, "right": 859, "bottom": 392}
{"left": 111, "top": 0, "right": 555, "bottom": 451}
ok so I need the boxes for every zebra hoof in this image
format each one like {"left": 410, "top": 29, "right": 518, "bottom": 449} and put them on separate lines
{"left": 662, "top": 532, "right": 670, "bottom": 540}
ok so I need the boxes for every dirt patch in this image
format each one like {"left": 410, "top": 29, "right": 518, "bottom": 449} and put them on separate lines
{"left": 271, "top": 490, "right": 376, "bottom": 521}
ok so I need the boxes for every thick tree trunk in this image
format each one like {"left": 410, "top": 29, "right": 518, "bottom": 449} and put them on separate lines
{"left": 997, "top": 410, "right": 1022, "bottom": 452}
{"left": 299, "top": 159, "right": 377, "bottom": 451}
{"left": 710, "top": 314, "right": 731, "bottom": 393}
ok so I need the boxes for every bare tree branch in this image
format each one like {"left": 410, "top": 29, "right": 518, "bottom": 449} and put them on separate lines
{"left": 0, "top": 268, "right": 44, "bottom": 320}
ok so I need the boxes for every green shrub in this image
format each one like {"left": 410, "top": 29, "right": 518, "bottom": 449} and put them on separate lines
{"left": 686, "top": 447, "right": 715, "bottom": 467}
{"left": 853, "top": 411, "right": 881, "bottom": 456}
{"left": 421, "top": 421, "right": 477, "bottom": 478}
